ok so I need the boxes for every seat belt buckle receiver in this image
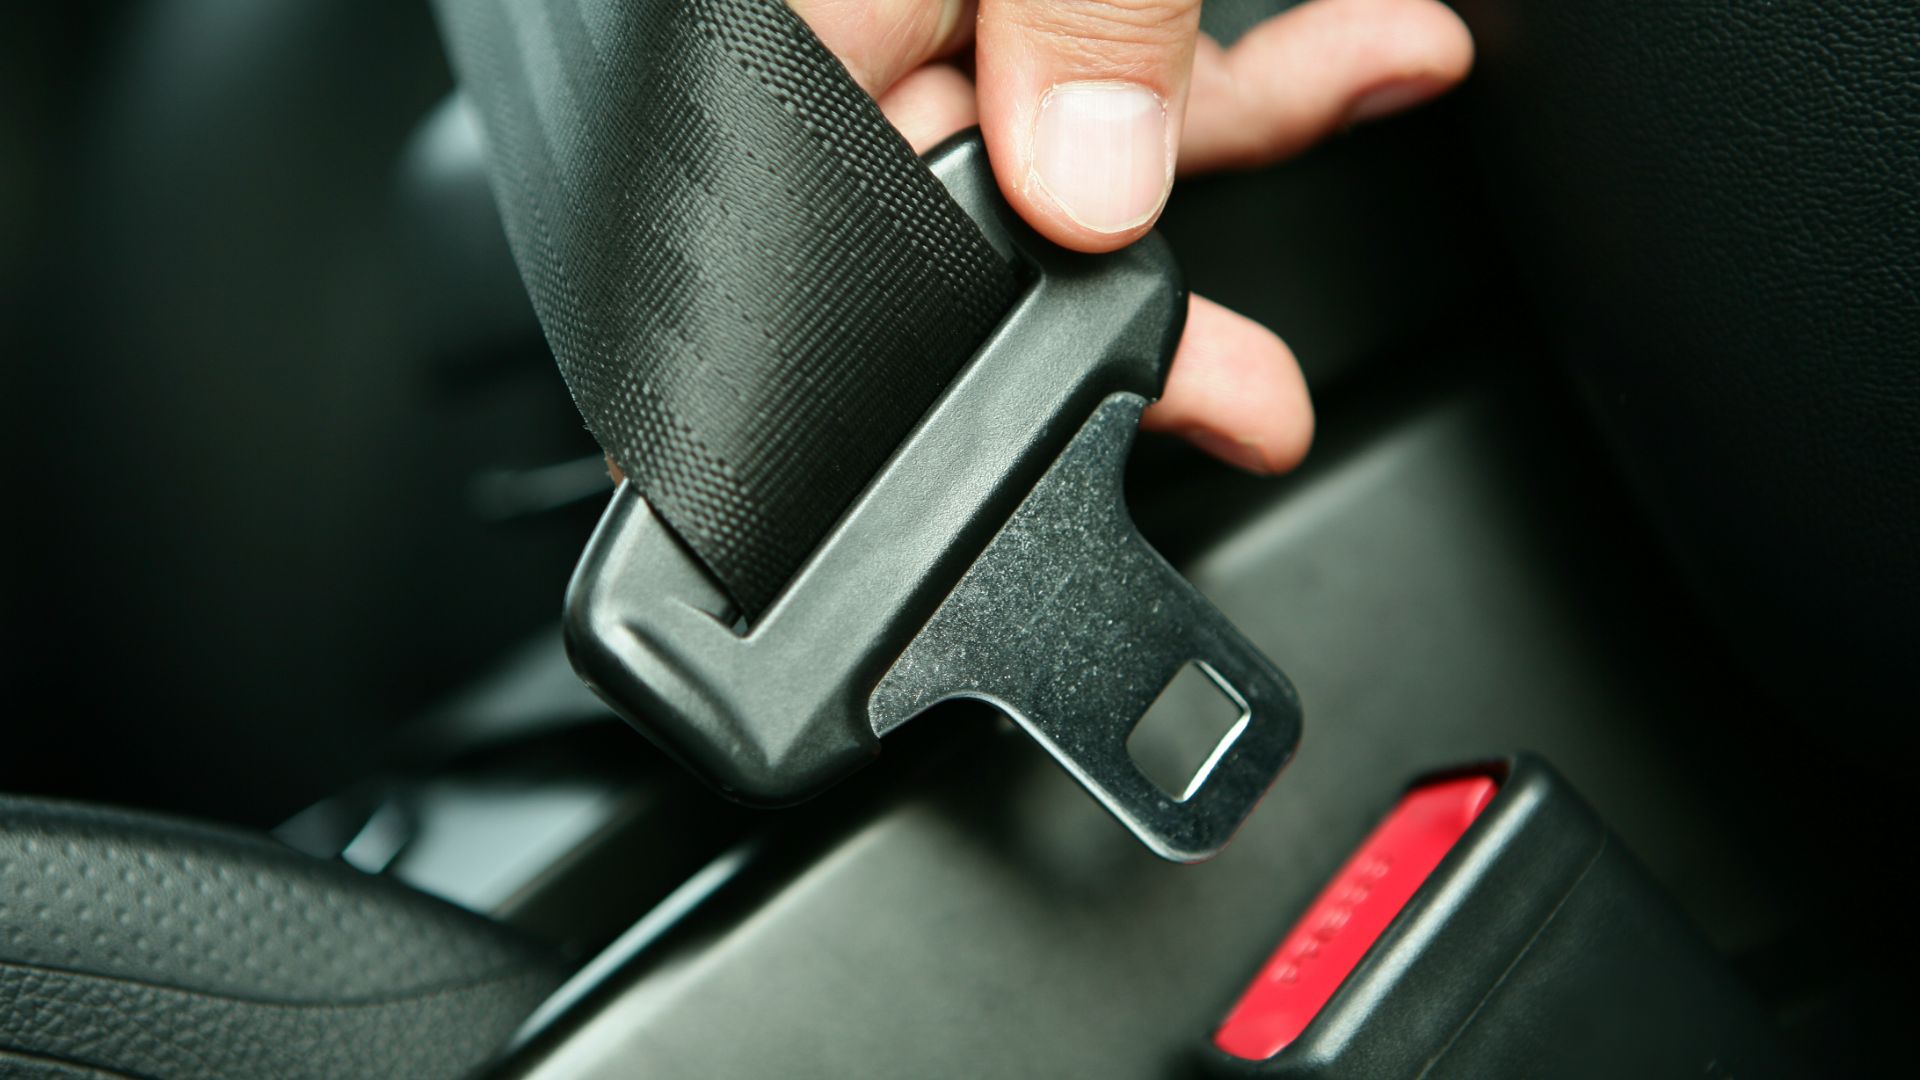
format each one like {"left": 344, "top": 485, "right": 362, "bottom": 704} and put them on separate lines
{"left": 563, "top": 132, "right": 1302, "bottom": 862}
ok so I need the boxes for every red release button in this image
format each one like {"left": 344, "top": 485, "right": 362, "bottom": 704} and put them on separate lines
{"left": 1213, "top": 774, "right": 1499, "bottom": 1061}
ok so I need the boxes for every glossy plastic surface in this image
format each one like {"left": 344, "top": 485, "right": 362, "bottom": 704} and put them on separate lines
{"left": 1214, "top": 775, "right": 1496, "bottom": 1059}
{"left": 1205, "top": 757, "right": 1798, "bottom": 1079}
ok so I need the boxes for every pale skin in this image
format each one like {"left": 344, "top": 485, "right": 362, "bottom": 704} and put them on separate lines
{"left": 793, "top": 0, "right": 1475, "bottom": 473}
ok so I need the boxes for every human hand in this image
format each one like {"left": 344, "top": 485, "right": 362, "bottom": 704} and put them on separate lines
{"left": 791, "top": 0, "right": 1472, "bottom": 472}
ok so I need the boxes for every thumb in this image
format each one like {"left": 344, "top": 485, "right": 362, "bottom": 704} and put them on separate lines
{"left": 976, "top": 0, "right": 1201, "bottom": 253}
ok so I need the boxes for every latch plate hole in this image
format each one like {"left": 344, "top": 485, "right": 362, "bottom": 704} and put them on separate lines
{"left": 1127, "top": 661, "right": 1251, "bottom": 802}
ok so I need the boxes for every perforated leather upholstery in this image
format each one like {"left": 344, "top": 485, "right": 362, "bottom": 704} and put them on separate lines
{"left": 0, "top": 797, "right": 562, "bottom": 1079}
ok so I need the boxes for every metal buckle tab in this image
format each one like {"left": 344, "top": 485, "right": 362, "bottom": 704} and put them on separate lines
{"left": 564, "top": 132, "right": 1301, "bottom": 861}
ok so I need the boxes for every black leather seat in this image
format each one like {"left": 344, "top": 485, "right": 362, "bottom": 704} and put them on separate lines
{"left": 0, "top": 797, "right": 563, "bottom": 1079}
{"left": 1455, "top": 0, "right": 1920, "bottom": 739}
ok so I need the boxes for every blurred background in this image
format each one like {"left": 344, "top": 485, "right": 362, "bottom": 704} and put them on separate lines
{"left": 4, "top": 1, "right": 606, "bottom": 825}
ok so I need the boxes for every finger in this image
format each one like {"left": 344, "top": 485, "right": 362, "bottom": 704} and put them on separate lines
{"left": 877, "top": 67, "right": 1311, "bottom": 476}
{"left": 975, "top": 0, "right": 1203, "bottom": 253}
{"left": 789, "top": 0, "right": 976, "bottom": 97}
{"left": 1142, "top": 294, "right": 1314, "bottom": 474}
{"left": 1181, "top": 0, "right": 1473, "bottom": 175}
{"left": 877, "top": 63, "right": 980, "bottom": 152}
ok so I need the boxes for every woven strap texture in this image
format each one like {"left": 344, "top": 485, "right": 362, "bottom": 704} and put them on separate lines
{"left": 431, "top": 0, "right": 1023, "bottom": 615}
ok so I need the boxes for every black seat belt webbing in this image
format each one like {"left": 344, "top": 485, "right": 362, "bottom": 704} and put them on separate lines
{"left": 431, "top": 0, "right": 1023, "bottom": 616}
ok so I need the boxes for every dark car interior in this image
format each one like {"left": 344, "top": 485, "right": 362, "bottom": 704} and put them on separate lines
{"left": 3, "top": 0, "right": 1914, "bottom": 1077}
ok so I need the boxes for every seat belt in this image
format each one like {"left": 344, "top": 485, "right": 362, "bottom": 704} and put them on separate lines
{"left": 431, "top": 0, "right": 1021, "bottom": 618}
{"left": 431, "top": 0, "right": 1302, "bottom": 861}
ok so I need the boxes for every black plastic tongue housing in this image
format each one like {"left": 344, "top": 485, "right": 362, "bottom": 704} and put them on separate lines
{"left": 562, "top": 133, "right": 1303, "bottom": 862}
